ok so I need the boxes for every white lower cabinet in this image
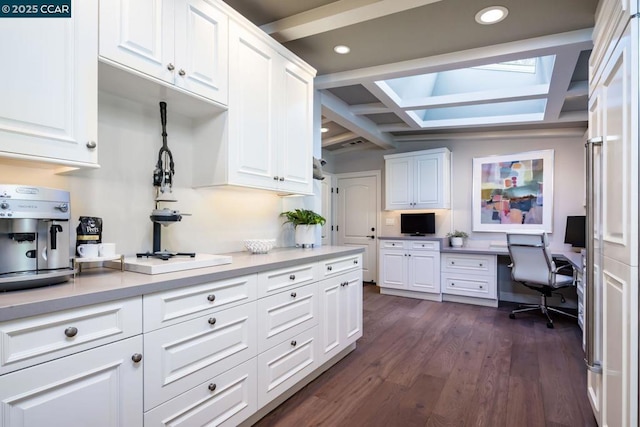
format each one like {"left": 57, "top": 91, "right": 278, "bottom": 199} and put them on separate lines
{"left": 143, "top": 302, "right": 257, "bottom": 410}
{"left": 319, "top": 269, "right": 363, "bottom": 363}
{"left": 378, "top": 240, "right": 441, "bottom": 300}
{"left": 440, "top": 253, "right": 498, "bottom": 307}
{"left": 0, "top": 336, "right": 143, "bottom": 427}
{"left": 144, "top": 358, "right": 257, "bottom": 427}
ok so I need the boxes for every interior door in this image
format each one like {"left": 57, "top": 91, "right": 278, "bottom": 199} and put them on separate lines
{"left": 336, "top": 172, "right": 380, "bottom": 283}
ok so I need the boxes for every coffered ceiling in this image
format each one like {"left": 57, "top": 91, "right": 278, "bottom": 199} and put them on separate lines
{"left": 222, "top": 0, "right": 598, "bottom": 154}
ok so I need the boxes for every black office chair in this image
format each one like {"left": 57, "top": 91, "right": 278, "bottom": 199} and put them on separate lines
{"left": 506, "top": 232, "right": 577, "bottom": 328}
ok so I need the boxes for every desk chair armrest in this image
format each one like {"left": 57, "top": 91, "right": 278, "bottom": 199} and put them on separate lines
{"left": 551, "top": 263, "right": 577, "bottom": 284}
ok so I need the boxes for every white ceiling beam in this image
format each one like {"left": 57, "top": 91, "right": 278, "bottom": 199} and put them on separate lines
{"left": 349, "top": 102, "right": 390, "bottom": 115}
{"left": 321, "top": 90, "right": 397, "bottom": 150}
{"left": 315, "top": 28, "right": 593, "bottom": 89}
{"left": 393, "top": 127, "right": 588, "bottom": 142}
{"left": 322, "top": 131, "right": 358, "bottom": 147}
{"left": 544, "top": 48, "right": 584, "bottom": 121}
{"left": 567, "top": 80, "right": 589, "bottom": 96}
{"left": 363, "top": 81, "right": 423, "bottom": 129}
{"left": 260, "top": 0, "right": 443, "bottom": 43}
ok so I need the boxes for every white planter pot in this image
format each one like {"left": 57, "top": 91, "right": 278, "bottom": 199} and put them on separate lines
{"left": 450, "top": 237, "right": 464, "bottom": 248}
{"left": 295, "top": 225, "right": 317, "bottom": 247}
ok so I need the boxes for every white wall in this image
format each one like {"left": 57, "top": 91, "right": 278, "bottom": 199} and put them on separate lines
{"left": 0, "top": 92, "right": 288, "bottom": 256}
{"left": 325, "top": 133, "right": 586, "bottom": 250}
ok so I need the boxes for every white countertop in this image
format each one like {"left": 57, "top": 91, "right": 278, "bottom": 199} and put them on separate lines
{"left": 0, "top": 246, "right": 363, "bottom": 322}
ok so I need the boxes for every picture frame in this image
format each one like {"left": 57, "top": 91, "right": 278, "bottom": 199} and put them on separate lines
{"left": 472, "top": 149, "right": 554, "bottom": 232}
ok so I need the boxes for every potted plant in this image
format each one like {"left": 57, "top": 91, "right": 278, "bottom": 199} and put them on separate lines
{"left": 280, "top": 209, "right": 326, "bottom": 247}
{"left": 447, "top": 230, "right": 468, "bottom": 248}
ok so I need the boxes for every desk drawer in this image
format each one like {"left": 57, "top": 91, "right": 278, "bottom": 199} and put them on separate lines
{"left": 441, "top": 275, "right": 497, "bottom": 299}
{"left": 441, "top": 253, "right": 495, "bottom": 275}
{"left": 381, "top": 240, "right": 404, "bottom": 249}
{"left": 258, "top": 263, "right": 317, "bottom": 298}
{"left": 409, "top": 241, "right": 439, "bottom": 251}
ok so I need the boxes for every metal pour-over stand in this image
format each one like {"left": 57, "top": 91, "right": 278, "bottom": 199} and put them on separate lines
{"left": 136, "top": 102, "right": 195, "bottom": 261}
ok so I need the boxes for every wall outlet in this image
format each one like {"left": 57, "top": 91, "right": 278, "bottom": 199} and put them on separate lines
{"left": 385, "top": 218, "right": 396, "bottom": 226}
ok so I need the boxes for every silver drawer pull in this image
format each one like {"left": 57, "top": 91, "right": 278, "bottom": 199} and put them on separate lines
{"left": 208, "top": 383, "right": 217, "bottom": 392}
{"left": 327, "top": 266, "right": 332, "bottom": 271}
{"left": 451, "top": 261, "right": 455, "bottom": 265}
{"left": 64, "top": 327, "right": 78, "bottom": 338}
{"left": 451, "top": 283, "right": 455, "bottom": 286}
{"left": 289, "top": 274, "right": 296, "bottom": 280}
{"left": 208, "top": 317, "right": 217, "bottom": 325}
{"left": 479, "top": 285, "right": 484, "bottom": 289}
{"left": 291, "top": 292, "right": 297, "bottom": 298}
{"left": 207, "top": 294, "right": 216, "bottom": 302}
{"left": 131, "top": 353, "right": 143, "bottom": 363}
{"left": 479, "top": 263, "right": 483, "bottom": 267}
{"left": 353, "top": 260, "right": 358, "bottom": 264}
{"left": 291, "top": 340, "right": 297, "bottom": 347}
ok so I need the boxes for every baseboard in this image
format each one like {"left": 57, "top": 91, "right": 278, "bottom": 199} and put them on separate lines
{"left": 442, "top": 293, "right": 498, "bottom": 307}
{"left": 379, "top": 287, "right": 443, "bottom": 301}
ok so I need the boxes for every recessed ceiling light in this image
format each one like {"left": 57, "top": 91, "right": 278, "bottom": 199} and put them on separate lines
{"left": 475, "top": 6, "right": 508, "bottom": 25}
{"left": 334, "top": 45, "right": 351, "bottom": 54}
{"left": 321, "top": 127, "right": 329, "bottom": 133}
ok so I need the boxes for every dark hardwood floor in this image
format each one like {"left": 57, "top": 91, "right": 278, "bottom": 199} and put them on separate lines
{"left": 254, "top": 284, "right": 598, "bottom": 427}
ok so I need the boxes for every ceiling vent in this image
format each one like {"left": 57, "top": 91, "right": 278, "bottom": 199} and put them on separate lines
{"left": 341, "top": 139, "right": 365, "bottom": 147}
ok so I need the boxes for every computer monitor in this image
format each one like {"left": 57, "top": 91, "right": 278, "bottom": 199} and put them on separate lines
{"left": 564, "top": 215, "right": 586, "bottom": 249}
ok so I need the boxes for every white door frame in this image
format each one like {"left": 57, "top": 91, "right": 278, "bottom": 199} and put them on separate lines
{"left": 335, "top": 170, "right": 381, "bottom": 283}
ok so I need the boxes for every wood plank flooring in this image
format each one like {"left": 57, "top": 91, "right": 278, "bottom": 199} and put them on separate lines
{"left": 253, "top": 285, "right": 598, "bottom": 427}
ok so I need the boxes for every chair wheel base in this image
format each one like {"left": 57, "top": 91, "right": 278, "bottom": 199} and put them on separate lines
{"left": 546, "top": 322, "right": 554, "bottom": 329}
{"left": 509, "top": 313, "right": 516, "bottom": 319}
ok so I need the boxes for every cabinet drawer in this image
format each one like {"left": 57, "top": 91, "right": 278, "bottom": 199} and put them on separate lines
{"left": 257, "top": 263, "right": 317, "bottom": 298}
{"left": 381, "top": 240, "right": 404, "bottom": 249}
{"left": 144, "top": 302, "right": 257, "bottom": 411}
{"left": 0, "top": 297, "right": 142, "bottom": 375}
{"left": 441, "top": 253, "right": 495, "bottom": 275}
{"left": 320, "top": 254, "right": 362, "bottom": 278}
{"left": 143, "top": 274, "right": 257, "bottom": 332}
{"left": 441, "top": 275, "right": 497, "bottom": 299}
{"left": 144, "top": 358, "right": 257, "bottom": 427}
{"left": 257, "top": 283, "right": 318, "bottom": 353}
{"left": 409, "top": 241, "right": 440, "bottom": 251}
{"left": 257, "top": 326, "right": 318, "bottom": 408}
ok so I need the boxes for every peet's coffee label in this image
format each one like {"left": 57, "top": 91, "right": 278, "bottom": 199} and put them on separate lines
{"left": 76, "top": 216, "right": 102, "bottom": 255}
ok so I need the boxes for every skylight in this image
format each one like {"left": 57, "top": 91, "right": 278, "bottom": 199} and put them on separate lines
{"left": 473, "top": 58, "right": 537, "bottom": 74}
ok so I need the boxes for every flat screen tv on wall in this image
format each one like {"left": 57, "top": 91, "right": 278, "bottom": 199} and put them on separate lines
{"left": 400, "top": 213, "right": 436, "bottom": 236}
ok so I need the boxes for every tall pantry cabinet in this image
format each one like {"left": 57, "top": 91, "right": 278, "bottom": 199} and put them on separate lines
{"left": 587, "top": 0, "right": 639, "bottom": 425}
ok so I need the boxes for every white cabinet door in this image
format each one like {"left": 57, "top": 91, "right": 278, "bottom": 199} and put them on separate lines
{"left": 379, "top": 249, "right": 406, "bottom": 289}
{"left": 342, "top": 271, "right": 363, "bottom": 347}
{"left": 174, "top": 0, "right": 228, "bottom": 104}
{"left": 0, "top": 336, "right": 143, "bottom": 427}
{"left": 384, "top": 157, "right": 413, "bottom": 210}
{"left": 99, "top": 0, "right": 173, "bottom": 83}
{"left": 414, "top": 154, "right": 442, "bottom": 208}
{"left": 277, "top": 58, "right": 314, "bottom": 194}
{"left": 0, "top": 0, "right": 98, "bottom": 166}
{"left": 407, "top": 250, "right": 440, "bottom": 294}
{"left": 228, "top": 21, "right": 278, "bottom": 190}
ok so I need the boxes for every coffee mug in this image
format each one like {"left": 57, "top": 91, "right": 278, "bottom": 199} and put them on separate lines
{"left": 77, "top": 244, "right": 99, "bottom": 258}
{"left": 99, "top": 243, "right": 116, "bottom": 257}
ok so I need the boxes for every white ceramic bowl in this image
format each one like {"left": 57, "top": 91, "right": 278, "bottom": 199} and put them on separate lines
{"left": 244, "top": 239, "right": 276, "bottom": 254}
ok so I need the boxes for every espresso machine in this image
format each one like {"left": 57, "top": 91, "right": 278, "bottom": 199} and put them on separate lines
{"left": 0, "top": 185, "right": 74, "bottom": 291}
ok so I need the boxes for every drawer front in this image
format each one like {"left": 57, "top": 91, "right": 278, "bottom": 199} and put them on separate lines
{"left": 144, "top": 302, "right": 257, "bottom": 411}
{"left": 409, "top": 240, "right": 440, "bottom": 251}
{"left": 441, "top": 275, "right": 497, "bottom": 299}
{"left": 257, "top": 263, "right": 317, "bottom": 298}
{"left": 257, "top": 326, "right": 318, "bottom": 408}
{"left": 320, "top": 254, "right": 362, "bottom": 278}
{"left": 441, "top": 253, "right": 495, "bottom": 275}
{"left": 143, "top": 274, "right": 257, "bottom": 332}
{"left": 144, "top": 358, "right": 257, "bottom": 427}
{"left": 257, "top": 283, "right": 318, "bottom": 353}
{"left": 380, "top": 240, "right": 404, "bottom": 249}
{"left": 0, "top": 297, "right": 142, "bottom": 375}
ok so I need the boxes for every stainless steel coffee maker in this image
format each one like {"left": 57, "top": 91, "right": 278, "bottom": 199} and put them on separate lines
{"left": 0, "top": 185, "right": 74, "bottom": 291}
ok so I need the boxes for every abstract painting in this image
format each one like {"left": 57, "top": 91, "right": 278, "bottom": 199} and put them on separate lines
{"left": 472, "top": 149, "right": 554, "bottom": 232}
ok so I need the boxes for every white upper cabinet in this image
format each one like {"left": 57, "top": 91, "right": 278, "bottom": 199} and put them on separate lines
{"left": 100, "top": 0, "right": 228, "bottom": 105}
{"left": 193, "top": 19, "right": 315, "bottom": 194}
{"left": 384, "top": 148, "right": 451, "bottom": 210}
{"left": 0, "top": 0, "right": 98, "bottom": 167}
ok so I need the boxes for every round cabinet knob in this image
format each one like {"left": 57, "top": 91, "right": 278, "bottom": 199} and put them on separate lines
{"left": 451, "top": 261, "right": 455, "bottom": 265}
{"left": 353, "top": 260, "right": 358, "bottom": 264}
{"left": 131, "top": 353, "right": 143, "bottom": 363}
{"left": 178, "top": 69, "right": 186, "bottom": 76}
{"left": 207, "top": 294, "right": 216, "bottom": 302}
{"left": 289, "top": 274, "right": 296, "bottom": 280}
{"left": 86, "top": 141, "right": 97, "bottom": 149}
{"left": 167, "top": 63, "right": 175, "bottom": 71}
{"left": 279, "top": 177, "right": 285, "bottom": 181}
{"left": 479, "top": 264, "right": 483, "bottom": 267}
{"left": 208, "top": 317, "right": 217, "bottom": 325}
{"left": 273, "top": 176, "right": 279, "bottom": 180}
{"left": 327, "top": 266, "right": 332, "bottom": 271}
{"left": 208, "top": 383, "right": 217, "bottom": 392}
{"left": 0, "top": 202, "right": 8, "bottom": 210}
{"left": 290, "top": 292, "right": 297, "bottom": 298}
{"left": 451, "top": 283, "right": 455, "bottom": 286}
{"left": 290, "top": 340, "right": 297, "bottom": 347}
{"left": 64, "top": 327, "right": 78, "bottom": 338}
{"left": 479, "top": 285, "right": 484, "bottom": 289}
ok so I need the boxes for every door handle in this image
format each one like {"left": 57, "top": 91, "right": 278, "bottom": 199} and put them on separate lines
{"left": 365, "top": 235, "right": 375, "bottom": 239}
